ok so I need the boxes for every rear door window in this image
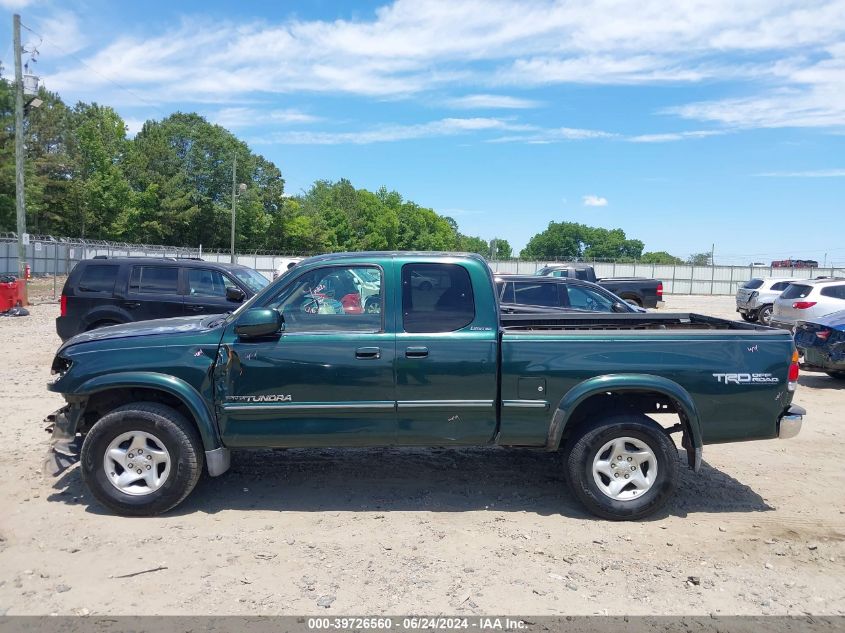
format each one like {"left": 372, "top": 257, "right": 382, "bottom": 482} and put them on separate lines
{"left": 129, "top": 266, "right": 180, "bottom": 294}
{"left": 513, "top": 281, "right": 558, "bottom": 307}
{"left": 770, "top": 281, "right": 792, "bottom": 291}
{"left": 77, "top": 264, "right": 119, "bottom": 293}
{"left": 402, "top": 263, "right": 475, "bottom": 332}
{"left": 780, "top": 284, "right": 813, "bottom": 300}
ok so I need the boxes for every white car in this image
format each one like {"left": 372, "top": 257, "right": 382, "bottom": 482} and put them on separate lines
{"left": 735, "top": 277, "right": 804, "bottom": 325}
{"left": 771, "top": 278, "right": 845, "bottom": 330}
{"left": 272, "top": 257, "right": 304, "bottom": 280}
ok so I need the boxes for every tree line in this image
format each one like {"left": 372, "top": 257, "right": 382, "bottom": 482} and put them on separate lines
{"left": 1, "top": 70, "right": 695, "bottom": 263}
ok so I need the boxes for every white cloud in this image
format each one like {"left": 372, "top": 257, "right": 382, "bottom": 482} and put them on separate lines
{"left": 34, "top": 0, "right": 845, "bottom": 131}
{"left": 29, "top": 10, "right": 88, "bottom": 56}
{"left": 583, "top": 195, "right": 608, "bottom": 207}
{"left": 0, "top": 0, "right": 36, "bottom": 9}
{"left": 490, "top": 126, "right": 616, "bottom": 143}
{"left": 627, "top": 130, "right": 726, "bottom": 142}
{"left": 212, "top": 107, "right": 320, "bottom": 129}
{"left": 446, "top": 94, "right": 542, "bottom": 109}
{"left": 755, "top": 168, "right": 845, "bottom": 177}
{"left": 267, "top": 117, "right": 527, "bottom": 145}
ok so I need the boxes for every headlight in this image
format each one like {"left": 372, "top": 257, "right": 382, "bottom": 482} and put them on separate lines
{"left": 50, "top": 356, "right": 72, "bottom": 376}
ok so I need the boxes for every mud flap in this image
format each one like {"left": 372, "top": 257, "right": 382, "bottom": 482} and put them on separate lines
{"left": 42, "top": 405, "right": 84, "bottom": 476}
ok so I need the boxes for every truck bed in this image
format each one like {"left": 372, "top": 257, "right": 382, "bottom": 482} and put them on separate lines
{"left": 500, "top": 312, "right": 768, "bottom": 332}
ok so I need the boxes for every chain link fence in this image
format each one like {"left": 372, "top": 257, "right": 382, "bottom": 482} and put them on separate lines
{"left": 2, "top": 233, "right": 843, "bottom": 297}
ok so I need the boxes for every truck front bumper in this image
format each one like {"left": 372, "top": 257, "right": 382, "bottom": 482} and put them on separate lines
{"left": 778, "top": 404, "right": 805, "bottom": 439}
{"left": 43, "top": 404, "right": 83, "bottom": 475}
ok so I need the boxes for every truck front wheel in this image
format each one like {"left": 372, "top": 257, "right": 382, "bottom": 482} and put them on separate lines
{"left": 565, "top": 414, "right": 678, "bottom": 520}
{"left": 80, "top": 402, "right": 204, "bottom": 516}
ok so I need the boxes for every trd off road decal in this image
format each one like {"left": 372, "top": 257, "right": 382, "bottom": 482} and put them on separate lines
{"left": 712, "top": 373, "right": 779, "bottom": 385}
{"left": 226, "top": 395, "right": 293, "bottom": 403}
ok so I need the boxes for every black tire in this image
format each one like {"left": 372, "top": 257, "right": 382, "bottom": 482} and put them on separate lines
{"left": 740, "top": 312, "right": 757, "bottom": 322}
{"left": 757, "top": 305, "right": 773, "bottom": 326}
{"left": 565, "top": 414, "right": 679, "bottom": 521}
{"left": 826, "top": 372, "right": 845, "bottom": 381}
{"left": 622, "top": 296, "right": 643, "bottom": 308}
{"left": 80, "top": 402, "right": 204, "bottom": 516}
{"left": 86, "top": 319, "right": 121, "bottom": 331}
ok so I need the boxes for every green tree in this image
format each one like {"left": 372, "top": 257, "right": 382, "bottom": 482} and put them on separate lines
{"left": 687, "top": 252, "right": 712, "bottom": 266}
{"left": 640, "top": 251, "right": 683, "bottom": 264}
{"left": 490, "top": 238, "right": 513, "bottom": 259}
{"left": 460, "top": 234, "right": 489, "bottom": 256}
{"left": 521, "top": 221, "right": 644, "bottom": 261}
{"left": 123, "top": 113, "right": 285, "bottom": 249}
{"left": 66, "top": 102, "right": 133, "bottom": 238}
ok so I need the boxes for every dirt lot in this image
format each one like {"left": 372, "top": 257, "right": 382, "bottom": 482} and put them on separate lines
{"left": 0, "top": 287, "right": 843, "bottom": 616}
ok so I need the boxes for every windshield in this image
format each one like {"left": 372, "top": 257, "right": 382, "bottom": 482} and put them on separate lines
{"left": 741, "top": 279, "right": 764, "bottom": 289}
{"left": 231, "top": 268, "right": 270, "bottom": 293}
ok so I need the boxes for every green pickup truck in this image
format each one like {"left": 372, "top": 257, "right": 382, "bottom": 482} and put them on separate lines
{"left": 45, "top": 252, "right": 805, "bottom": 520}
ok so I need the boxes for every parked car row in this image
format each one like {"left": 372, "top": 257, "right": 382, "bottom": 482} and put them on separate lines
{"left": 534, "top": 264, "right": 664, "bottom": 309}
{"left": 58, "top": 257, "right": 656, "bottom": 342}
{"left": 737, "top": 276, "right": 845, "bottom": 381}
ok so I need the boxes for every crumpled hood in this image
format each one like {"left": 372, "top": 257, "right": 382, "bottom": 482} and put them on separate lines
{"left": 59, "top": 315, "right": 216, "bottom": 353}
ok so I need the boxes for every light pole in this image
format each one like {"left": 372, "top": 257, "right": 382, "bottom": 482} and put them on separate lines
{"left": 230, "top": 154, "right": 246, "bottom": 263}
{"left": 13, "top": 14, "right": 42, "bottom": 304}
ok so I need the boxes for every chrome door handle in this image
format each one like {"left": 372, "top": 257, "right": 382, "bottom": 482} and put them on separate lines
{"left": 405, "top": 346, "right": 429, "bottom": 358}
{"left": 355, "top": 347, "right": 381, "bottom": 360}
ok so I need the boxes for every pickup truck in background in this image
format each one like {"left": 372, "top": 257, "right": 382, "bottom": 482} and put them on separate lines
{"left": 46, "top": 252, "right": 803, "bottom": 520}
{"left": 535, "top": 264, "right": 664, "bottom": 309}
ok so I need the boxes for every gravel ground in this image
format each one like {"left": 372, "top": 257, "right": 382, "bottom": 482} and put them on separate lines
{"left": 0, "top": 288, "right": 842, "bottom": 616}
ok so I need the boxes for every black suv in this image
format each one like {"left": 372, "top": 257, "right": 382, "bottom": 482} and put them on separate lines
{"left": 56, "top": 257, "right": 270, "bottom": 341}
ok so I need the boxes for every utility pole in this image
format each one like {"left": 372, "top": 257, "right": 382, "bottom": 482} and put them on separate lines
{"left": 230, "top": 154, "right": 237, "bottom": 263}
{"left": 13, "top": 14, "right": 28, "bottom": 302}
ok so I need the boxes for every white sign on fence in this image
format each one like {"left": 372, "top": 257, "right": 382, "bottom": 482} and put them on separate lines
{"left": 34, "top": 242, "right": 42, "bottom": 251}
{"left": 22, "top": 233, "right": 30, "bottom": 245}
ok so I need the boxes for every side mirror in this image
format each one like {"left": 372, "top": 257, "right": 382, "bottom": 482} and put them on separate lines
{"left": 226, "top": 286, "right": 246, "bottom": 303}
{"left": 611, "top": 302, "right": 629, "bottom": 313}
{"left": 235, "top": 308, "right": 284, "bottom": 339}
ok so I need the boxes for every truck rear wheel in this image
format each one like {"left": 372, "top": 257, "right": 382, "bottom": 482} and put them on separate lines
{"left": 565, "top": 414, "right": 678, "bottom": 520}
{"left": 80, "top": 402, "right": 204, "bottom": 516}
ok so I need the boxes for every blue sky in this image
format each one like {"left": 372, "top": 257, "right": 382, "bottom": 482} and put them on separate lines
{"left": 1, "top": 0, "right": 844, "bottom": 263}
